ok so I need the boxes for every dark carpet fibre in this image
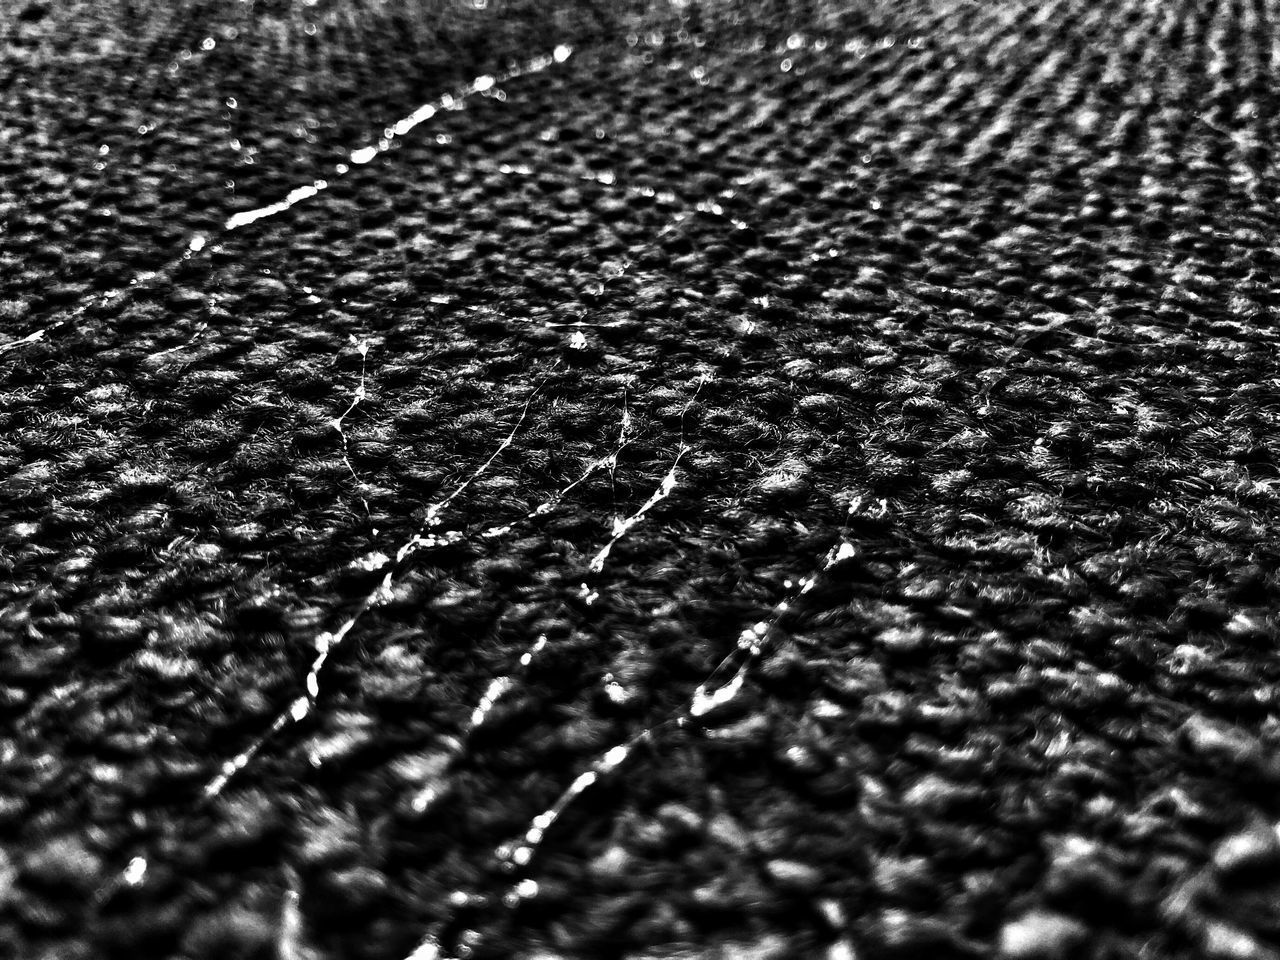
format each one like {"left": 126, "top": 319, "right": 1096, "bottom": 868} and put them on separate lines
{"left": 4, "top": 0, "right": 1280, "bottom": 957}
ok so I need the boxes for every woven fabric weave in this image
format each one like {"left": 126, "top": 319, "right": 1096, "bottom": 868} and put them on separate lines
{"left": 4, "top": 1, "right": 1280, "bottom": 958}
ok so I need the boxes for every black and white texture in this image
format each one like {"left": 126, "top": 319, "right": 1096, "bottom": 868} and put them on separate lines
{"left": 3, "top": 0, "right": 1280, "bottom": 957}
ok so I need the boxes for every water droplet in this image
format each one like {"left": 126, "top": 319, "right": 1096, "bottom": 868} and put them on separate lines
{"left": 780, "top": 58, "right": 793, "bottom": 72}
{"left": 516, "top": 878, "right": 539, "bottom": 899}
{"left": 304, "top": 22, "right": 317, "bottom": 35}
{"left": 691, "top": 669, "right": 746, "bottom": 718}
{"left": 201, "top": 36, "right": 216, "bottom": 51}
{"left": 406, "top": 939, "right": 442, "bottom": 960}
{"left": 122, "top": 857, "right": 147, "bottom": 886}
{"left": 601, "top": 744, "right": 630, "bottom": 770}
{"left": 459, "top": 928, "right": 482, "bottom": 948}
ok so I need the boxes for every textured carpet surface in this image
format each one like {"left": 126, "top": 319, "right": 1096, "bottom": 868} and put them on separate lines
{"left": 4, "top": 0, "right": 1280, "bottom": 957}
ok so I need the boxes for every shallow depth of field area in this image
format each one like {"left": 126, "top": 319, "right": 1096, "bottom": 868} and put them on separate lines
{"left": 4, "top": 2, "right": 1280, "bottom": 959}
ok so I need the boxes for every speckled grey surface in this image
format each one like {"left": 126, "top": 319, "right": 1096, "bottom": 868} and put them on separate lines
{"left": 4, "top": 1, "right": 1280, "bottom": 958}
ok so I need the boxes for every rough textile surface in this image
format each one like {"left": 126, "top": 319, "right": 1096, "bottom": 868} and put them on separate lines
{"left": 3, "top": 0, "right": 1280, "bottom": 958}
